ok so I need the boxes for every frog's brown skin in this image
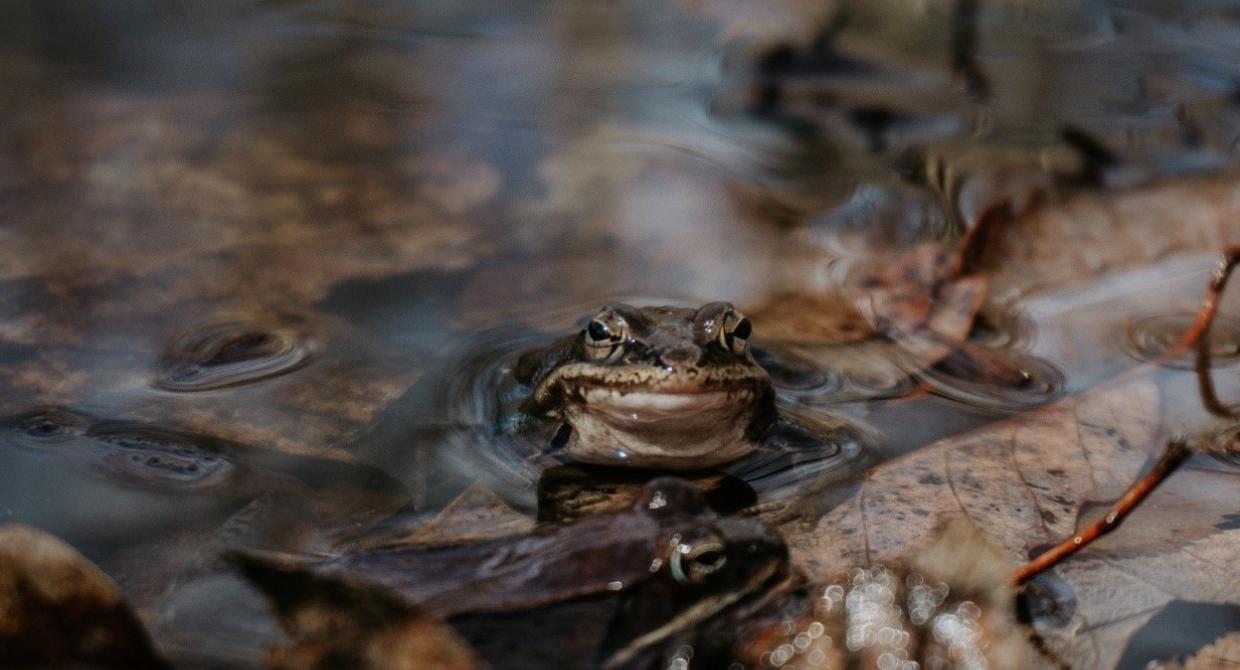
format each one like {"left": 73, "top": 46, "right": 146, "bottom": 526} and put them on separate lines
{"left": 242, "top": 478, "right": 789, "bottom": 670}
{"left": 513, "top": 302, "right": 776, "bottom": 470}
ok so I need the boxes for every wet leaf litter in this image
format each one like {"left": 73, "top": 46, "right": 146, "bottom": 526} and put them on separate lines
{"left": 2, "top": 0, "right": 1240, "bottom": 668}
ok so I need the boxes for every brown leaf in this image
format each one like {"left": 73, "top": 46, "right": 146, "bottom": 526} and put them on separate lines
{"left": 746, "top": 245, "right": 989, "bottom": 399}
{"left": 1156, "top": 632, "right": 1240, "bottom": 670}
{"left": 0, "top": 524, "right": 169, "bottom": 669}
{"left": 970, "top": 173, "right": 1240, "bottom": 304}
{"left": 355, "top": 483, "right": 536, "bottom": 549}
{"left": 782, "top": 377, "right": 1240, "bottom": 668}
{"left": 233, "top": 554, "right": 485, "bottom": 670}
{"left": 734, "top": 520, "right": 1041, "bottom": 669}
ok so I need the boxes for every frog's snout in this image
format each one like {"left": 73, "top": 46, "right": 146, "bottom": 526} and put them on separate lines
{"left": 656, "top": 342, "right": 702, "bottom": 369}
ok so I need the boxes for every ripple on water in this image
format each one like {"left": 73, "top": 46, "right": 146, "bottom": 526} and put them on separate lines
{"left": 917, "top": 349, "right": 1065, "bottom": 414}
{"left": 5, "top": 409, "right": 237, "bottom": 490}
{"left": 1124, "top": 313, "right": 1240, "bottom": 369}
{"left": 154, "top": 321, "right": 318, "bottom": 392}
{"left": 418, "top": 317, "right": 875, "bottom": 509}
{"left": 752, "top": 346, "right": 842, "bottom": 396}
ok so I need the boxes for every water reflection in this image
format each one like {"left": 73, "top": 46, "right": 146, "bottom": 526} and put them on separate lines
{"left": 4, "top": 407, "right": 239, "bottom": 491}
{"left": 0, "top": 0, "right": 1238, "bottom": 665}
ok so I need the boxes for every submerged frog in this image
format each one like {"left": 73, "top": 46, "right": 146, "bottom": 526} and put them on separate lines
{"left": 236, "top": 478, "right": 791, "bottom": 670}
{"left": 513, "top": 302, "right": 776, "bottom": 470}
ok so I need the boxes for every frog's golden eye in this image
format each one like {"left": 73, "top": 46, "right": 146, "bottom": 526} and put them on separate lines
{"left": 718, "top": 309, "right": 752, "bottom": 356}
{"left": 669, "top": 528, "right": 728, "bottom": 585}
{"left": 584, "top": 310, "right": 628, "bottom": 362}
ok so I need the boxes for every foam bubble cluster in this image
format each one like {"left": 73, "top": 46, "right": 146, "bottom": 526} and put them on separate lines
{"left": 740, "top": 567, "right": 998, "bottom": 670}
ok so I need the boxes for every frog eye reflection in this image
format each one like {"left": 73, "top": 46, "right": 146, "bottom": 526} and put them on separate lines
{"left": 718, "top": 309, "right": 752, "bottom": 356}
{"left": 669, "top": 529, "right": 728, "bottom": 585}
{"left": 584, "top": 311, "right": 628, "bottom": 362}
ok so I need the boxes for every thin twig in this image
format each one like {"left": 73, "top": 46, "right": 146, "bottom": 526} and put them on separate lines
{"left": 1165, "top": 245, "right": 1240, "bottom": 418}
{"left": 1011, "top": 437, "right": 1191, "bottom": 586}
{"left": 1194, "top": 249, "right": 1240, "bottom": 418}
{"left": 1164, "top": 245, "right": 1240, "bottom": 360}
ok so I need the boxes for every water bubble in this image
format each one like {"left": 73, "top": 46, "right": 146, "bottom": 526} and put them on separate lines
{"left": 1016, "top": 572, "right": 1077, "bottom": 629}
{"left": 155, "top": 321, "right": 318, "bottom": 391}
{"left": 648, "top": 491, "right": 668, "bottom": 509}
{"left": 1124, "top": 313, "right": 1240, "bottom": 369}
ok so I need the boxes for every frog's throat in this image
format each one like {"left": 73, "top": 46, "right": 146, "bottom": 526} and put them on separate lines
{"left": 558, "top": 386, "right": 768, "bottom": 469}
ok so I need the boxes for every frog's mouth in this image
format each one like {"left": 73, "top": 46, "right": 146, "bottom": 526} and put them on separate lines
{"left": 532, "top": 363, "right": 773, "bottom": 469}
{"left": 532, "top": 363, "right": 770, "bottom": 408}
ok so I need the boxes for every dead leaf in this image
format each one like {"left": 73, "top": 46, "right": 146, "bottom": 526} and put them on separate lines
{"left": 970, "top": 172, "right": 1240, "bottom": 304}
{"left": 233, "top": 554, "right": 485, "bottom": 670}
{"left": 353, "top": 483, "right": 536, "bottom": 549}
{"left": 1155, "top": 632, "right": 1240, "bottom": 670}
{"left": 746, "top": 244, "right": 993, "bottom": 399}
{"left": 781, "top": 376, "right": 1240, "bottom": 669}
{"left": 0, "top": 524, "right": 169, "bottom": 669}
{"left": 734, "top": 519, "right": 1042, "bottom": 669}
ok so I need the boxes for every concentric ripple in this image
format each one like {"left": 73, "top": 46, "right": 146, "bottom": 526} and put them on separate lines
{"left": 917, "top": 349, "right": 1064, "bottom": 413}
{"left": 752, "top": 346, "right": 842, "bottom": 395}
{"left": 91, "top": 425, "right": 236, "bottom": 488}
{"left": 154, "top": 321, "right": 318, "bottom": 392}
{"left": 411, "top": 321, "right": 875, "bottom": 510}
{"left": 4, "top": 408, "right": 237, "bottom": 490}
{"left": 1124, "top": 313, "right": 1240, "bottom": 369}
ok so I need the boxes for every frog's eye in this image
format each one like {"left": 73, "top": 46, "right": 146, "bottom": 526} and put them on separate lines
{"left": 584, "top": 310, "right": 628, "bottom": 362}
{"left": 718, "top": 309, "right": 752, "bottom": 356}
{"left": 669, "top": 528, "right": 728, "bottom": 585}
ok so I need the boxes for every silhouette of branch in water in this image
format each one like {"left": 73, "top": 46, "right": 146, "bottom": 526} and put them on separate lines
{"left": 1177, "top": 245, "right": 1240, "bottom": 418}
{"left": 1011, "top": 436, "right": 1190, "bottom": 586}
{"left": 951, "top": 0, "right": 989, "bottom": 100}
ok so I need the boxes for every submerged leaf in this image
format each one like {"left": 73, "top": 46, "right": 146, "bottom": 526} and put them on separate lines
{"left": 233, "top": 553, "right": 485, "bottom": 670}
{"left": 0, "top": 524, "right": 169, "bottom": 669}
{"left": 783, "top": 377, "right": 1240, "bottom": 668}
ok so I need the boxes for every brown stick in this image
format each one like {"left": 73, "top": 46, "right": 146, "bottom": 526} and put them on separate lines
{"left": 1164, "top": 245, "right": 1240, "bottom": 360}
{"left": 1196, "top": 335, "right": 1238, "bottom": 419}
{"left": 1011, "top": 437, "right": 1191, "bottom": 586}
{"left": 1166, "top": 245, "right": 1240, "bottom": 418}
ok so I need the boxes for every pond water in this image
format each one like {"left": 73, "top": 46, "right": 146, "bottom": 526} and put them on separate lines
{"left": 1, "top": 0, "right": 1239, "bottom": 667}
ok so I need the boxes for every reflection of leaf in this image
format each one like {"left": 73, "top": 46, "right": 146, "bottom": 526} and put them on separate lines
{"left": 781, "top": 378, "right": 1240, "bottom": 668}
{"left": 969, "top": 176, "right": 1240, "bottom": 304}
{"left": 0, "top": 524, "right": 169, "bottom": 669}
{"left": 748, "top": 244, "right": 988, "bottom": 398}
